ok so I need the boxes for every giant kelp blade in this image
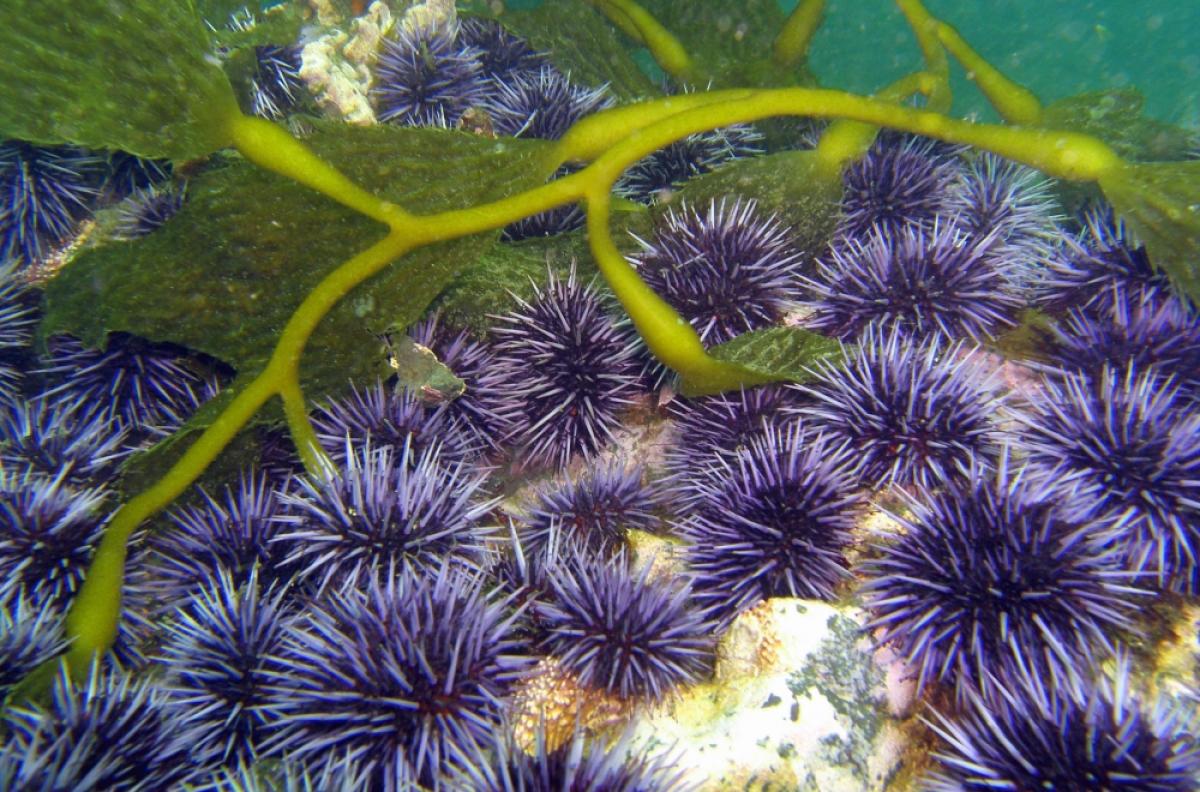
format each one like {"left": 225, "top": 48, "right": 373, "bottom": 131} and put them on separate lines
{"left": 41, "top": 124, "right": 549, "bottom": 415}
{"left": 1100, "top": 160, "right": 1200, "bottom": 302}
{"left": 0, "top": 0, "right": 237, "bottom": 160}
{"left": 1042, "top": 90, "right": 1195, "bottom": 163}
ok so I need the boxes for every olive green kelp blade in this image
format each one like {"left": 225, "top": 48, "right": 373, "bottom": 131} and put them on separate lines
{"left": 681, "top": 326, "right": 842, "bottom": 398}
{"left": 0, "top": 0, "right": 236, "bottom": 160}
{"left": 1100, "top": 160, "right": 1200, "bottom": 303}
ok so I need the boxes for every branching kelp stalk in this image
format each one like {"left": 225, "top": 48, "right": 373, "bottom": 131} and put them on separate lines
{"left": 3, "top": 0, "right": 1198, "bottom": 695}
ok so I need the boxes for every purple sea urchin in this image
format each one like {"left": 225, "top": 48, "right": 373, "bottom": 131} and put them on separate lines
{"left": 2, "top": 659, "right": 198, "bottom": 791}
{"left": 273, "top": 440, "right": 495, "bottom": 590}
{"left": 0, "top": 141, "right": 102, "bottom": 267}
{"left": 629, "top": 198, "right": 803, "bottom": 348}
{"left": 0, "top": 468, "right": 110, "bottom": 606}
{"left": 803, "top": 221, "right": 1022, "bottom": 343}
{"left": 860, "top": 454, "right": 1146, "bottom": 700}
{"left": 0, "top": 587, "right": 66, "bottom": 696}
{"left": 451, "top": 727, "right": 697, "bottom": 792}
{"left": 310, "top": 379, "right": 477, "bottom": 467}
{"left": 158, "top": 568, "right": 296, "bottom": 766}
{"left": 0, "top": 397, "right": 130, "bottom": 485}
{"left": 536, "top": 548, "right": 716, "bottom": 701}
{"left": 37, "top": 333, "right": 213, "bottom": 432}
{"left": 519, "top": 462, "right": 663, "bottom": 558}
{"left": 616, "top": 124, "right": 764, "bottom": 204}
{"left": 149, "top": 469, "right": 294, "bottom": 601}
{"left": 500, "top": 166, "right": 587, "bottom": 241}
{"left": 490, "top": 267, "right": 641, "bottom": 469}
{"left": 799, "top": 327, "right": 1002, "bottom": 490}
{"left": 677, "top": 421, "right": 863, "bottom": 621}
{"left": 837, "top": 135, "right": 959, "bottom": 240}
{"left": 484, "top": 65, "right": 611, "bottom": 140}
{"left": 927, "top": 654, "right": 1200, "bottom": 791}
{"left": 946, "top": 153, "right": 1060, "bottom": 264}
{"left": 250, "top": 44, "right": 305, "bottom": 120}
{"left": 0, "top": 262, "right": 36, "bottom": 403}
{"left": 372, "top": 22, "right": 488, "bottom": 128}
{"left": 113, "top": 183, "right": 186, "bottom": 239}
{"left": 456, "top": 17, "right": 544, "bottom": 80}
{"left": 1018, "top": 366, "right": 1200, "bottom": 592}
{"left": 266, "top": 564, "right": 527, "bottom": 788}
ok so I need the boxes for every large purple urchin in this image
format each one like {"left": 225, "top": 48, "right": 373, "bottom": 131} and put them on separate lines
{"left": 310, "top": 379, "right": 478, "bottom": 467}
{"left": 408, "top": 314, "right": 511, "bottom": 450}
{"left": 1041, "top": 289, "right": 1200, "bottom": 400}
{"left": 945, "top": 152, "right": 1061, "bottom": 266}
{"left": 149, "top": 469, "right": 295, "bottom": 602}
{"left": 372, "top": 21, "right": 488, "bottom": 128}
{"left": 483, "top": 64, "right": 612, "bottom": 140}
{"left": 676, "top": 421, "right": 863, "bottom": 622}
{"left": 1017, "top": 365, "right": 1200, "bottom": 593}
{"left": 662, "top": 383, "right": 804, "bottom": 511}
{"left": 798, "top": 326, "right": 1003, "bottom": 490}
{"left": 536, "top": 547, "right": 717, "bottom": 701}
{"left": 273, "top": 439, "right": 496, "bottom": 591}
{"left": 0, "top": 586, "right": 66, "bottom": 697}
{"left": 157, "top": 568, "right": 297, "bottom": 768}
{"left": 629, "top": 198, "right": 804, "bottom": 349}
{"left": 926, "top": 654, "right": 1200, "bottom": 791}
{"left": 0, "top": 468, "right": 110, "bottom": 606}
{"left": 0, "top": 140, "right": 103, "bottom": 267}
{"left": 489, "top": 267, "right": 642, "bottom": 470}
{"left": 518, "top": 462, "right": 664, "bottom": 559}
{"left": 450, "top": 726, "right": 698, "bottom": 792}
{"left": 1034, "top": 206, "right": 1179, "bottom": 317}
{"left": 265, "top": 564, "right": 528, "bottom": 789}
{"left": 2, "top": 659, "right": 199, "bottom": 791}
{"left": 802, "top": 220, "right": 1023, "bottom": 343}
{"left": 859, "top": 454, "right": 1147, "bottom": 702}
{"left": 456, "top": 17, "right": 544, "bottom": 81}
{"left": 615, "top": 124, "right": 765, "bottom": 205}
{"left": 36, "top": 333, "right": 216, "bottom": 432}
{"left": 837, "top": 134, "right": 960, "bottom": 241}
{"left": 0, "top": 397, "right": 131, "bottom": 485}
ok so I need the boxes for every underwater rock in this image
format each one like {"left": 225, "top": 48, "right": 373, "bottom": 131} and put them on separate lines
{"left": 299, "top": 1, "right": 393, "bottom": 125}
{"left": 630, "top": 599, "right": 907, "bottom": 791}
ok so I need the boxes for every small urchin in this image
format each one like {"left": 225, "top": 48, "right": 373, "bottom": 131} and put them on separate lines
{"left": 1017, "top": 365, "right": 1200, "bottom": 593}
{"left": 837, "top": 134, "right": 961, "bottom": 241}
{"left": 273, "top": 439, "right": 496, "bottom": 591}
{"left": 535, "top": 547, "right": 717, "bottom": 701}
{"left": 629, "top": 197, "right": 804, "bottom": 349}
{"left": 676, "top": 421, "right": 864, "bottom": 622}
{"left": 0, "top": 261, "right": 36, "bottom": 404}
{"left": 148, "top": 469, "right": 295, "bottom": 602}
{"left": 2, "top": 659, "right": 199, "bottom": 791}
{"left": 518, "top": 462, "right": 664, "bottom": 559}
{"left": 372, "top": 21, "right": 488, "bottom": 128}
{"left": 926, "top": 654, "right": 1200, "bottom": 791}
{"left": 265, "top": 563, "right": 528, "bottom": 789}
{"left": 798, "top": 326, "right": 1003, "bottom": 490}
{"left": 0, "top": 397, "right": 131, "bottom": 485}
{"left": 249, "top": 44, "right": 305, "bottom": 120}
{"left": 802, "top": 220, "right": 1023, "bottom": 343}
{"left": 0, "top": 586, "right": 66, "bottom": 698}
{"left": 113, "top": 183, "right": 187, "bottom": 239}
{"left": 946, "top": 152, "right": 1061, "bottom": 264}
{"left": 489, "top": 266, "right": 642, "bottom": 470}
{"left": 456, "top": 17, "right": 544, "bottom": 81}
{"left": 483, "top": 64, "right": 612, "bottom": 140}
{"left": 0, "top": 140, "right": 103, "bottom": 267}
{"left": 859, "top": 453, "right": 1147, "bottom": 701}
{"left": 157, "top": 567, "right": 297, "bottom": 767}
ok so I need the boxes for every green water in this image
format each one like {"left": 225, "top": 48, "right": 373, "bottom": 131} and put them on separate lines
{"left": 803, "top": 0, "right": 1200, "bottom": 125}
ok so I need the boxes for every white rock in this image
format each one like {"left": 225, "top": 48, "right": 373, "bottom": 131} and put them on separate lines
{"left": 630, "top": 599, "right": 910, "bottom": 791}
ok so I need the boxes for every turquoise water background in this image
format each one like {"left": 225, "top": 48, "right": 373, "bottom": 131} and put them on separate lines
{"left": 799, "top": 0, "right": 1200, "bottom": 126}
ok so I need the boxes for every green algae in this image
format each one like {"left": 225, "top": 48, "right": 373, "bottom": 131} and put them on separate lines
{"left": 0, "top": 0, "right": 237, "bottom": 160}
{"left": 1042, "top": 89, "right": 1196, "bottom": 164}
{"left": 699, "top": 326, "right": 841, "bottom": 398}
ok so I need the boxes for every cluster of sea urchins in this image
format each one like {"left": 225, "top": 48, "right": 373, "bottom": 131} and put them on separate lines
{"left": 5, "top": 9, "right": 1200, "bottom": 789}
